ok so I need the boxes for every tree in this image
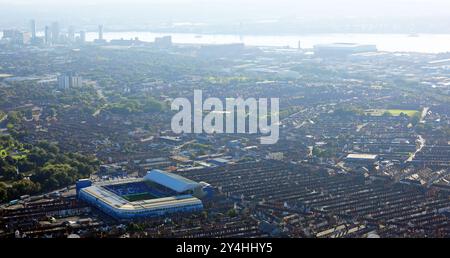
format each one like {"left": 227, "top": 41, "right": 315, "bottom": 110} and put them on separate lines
{"left": 31, "top": 164, "right": 76, "bottom": 191}
{"left": 0, "top": 182, "right": 8, "bottom": 202}
{"left": 0, "top": 164, "right": 19, "bottom": 180}
{"left": 24, "top": 109, "right": 33, "bottom": 120}
{"left": 382, "top": 111, "right": 392, "bottom": 117}
{"left": 17, "top": 159, "right": 35, "bottom": 174}
{"left": 7, "top": 111, "right": 22, "bottom": 124}
{"left": 49, "top": 107, "right": 57, "bottom": 117}
{"left": 8, "top": 180, "right": 40, "bottom": 199}
{"left": 37, "top": 141, "right": 59, "bottom": 154}
{"left": 27, "top": 147, "right": 56, "bottom": 167}
{"left": 227, "top": 208, "right": 237, "bottom": 217}
{"left": 410, "top": 113, "right": 420, "bottom": 126}
{"left": 0, "top": 135, "right": 98, "bottom": 201}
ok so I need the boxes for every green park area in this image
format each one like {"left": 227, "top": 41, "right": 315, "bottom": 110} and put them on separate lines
{"left": 365, "top": 109, "right": 419, "bottom": 117}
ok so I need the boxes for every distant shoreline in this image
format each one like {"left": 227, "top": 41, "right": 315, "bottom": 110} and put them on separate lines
{"left": 82, "top": 32, "right": 450, "bottom": 54}
{"left": 2, "top": 31, "right": 450, "bottom": 53}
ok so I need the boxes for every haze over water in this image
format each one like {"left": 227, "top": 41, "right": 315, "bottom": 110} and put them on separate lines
{"left": 2, "top": 30, "right": 448, "bottom": 53}
{"left": 83, "top": 32, "right": 450, "bottom": 53}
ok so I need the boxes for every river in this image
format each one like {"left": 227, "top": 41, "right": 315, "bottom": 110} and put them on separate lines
{"left": 2, "top": 31, "right": 450, "bottom": 53}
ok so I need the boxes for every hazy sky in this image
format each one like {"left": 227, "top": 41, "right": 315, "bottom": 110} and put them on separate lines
{"left": 1, "top": 0, "right": 450, "bottom": 33}
{"left": 2, "top": 0, "right": 450, "bottom": 17}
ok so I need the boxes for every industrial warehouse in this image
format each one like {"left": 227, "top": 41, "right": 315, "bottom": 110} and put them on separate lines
{"left": 77, "top": 170, "right": 212, "bottom": 220}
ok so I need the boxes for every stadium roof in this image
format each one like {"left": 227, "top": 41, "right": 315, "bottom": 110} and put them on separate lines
{"left": 144, "top": 169, "right": 200, "bottom": 193}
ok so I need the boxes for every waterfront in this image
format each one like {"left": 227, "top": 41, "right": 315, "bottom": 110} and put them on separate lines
{"left": 83, "top": 32, "right": 450, "bottom": 53}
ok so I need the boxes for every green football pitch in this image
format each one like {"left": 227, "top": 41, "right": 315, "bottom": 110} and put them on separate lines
{"left": 122, "top": 192, "right": 158, "bottom": 202}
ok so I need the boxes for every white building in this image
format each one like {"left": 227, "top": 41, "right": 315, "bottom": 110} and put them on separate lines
{"left": 57, "top": 73, "right": 83, "bottom": 89}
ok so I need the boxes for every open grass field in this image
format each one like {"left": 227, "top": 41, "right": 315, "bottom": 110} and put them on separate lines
{"left": 122, "top": 192, "right": 158, "bottom": 202}
{"left": 365, "top": 109, "right": 419, "bottom": 117}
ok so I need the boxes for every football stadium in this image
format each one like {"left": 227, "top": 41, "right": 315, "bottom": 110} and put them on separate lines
{"left": 76, "top": 169, "right": 212, "bottom": 220}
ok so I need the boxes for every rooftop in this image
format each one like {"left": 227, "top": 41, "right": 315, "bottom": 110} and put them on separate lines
{"left": 346, "top": 153, "right": 379, "bottom": 160}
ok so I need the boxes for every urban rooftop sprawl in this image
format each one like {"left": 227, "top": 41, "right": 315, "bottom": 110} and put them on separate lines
{"left": 0, "top": 20, "right": 450, "bottom": 238}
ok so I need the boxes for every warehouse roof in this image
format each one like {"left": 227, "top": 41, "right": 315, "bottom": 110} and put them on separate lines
{"left": 346, "top": 153, "right": 379, "bottom": 160}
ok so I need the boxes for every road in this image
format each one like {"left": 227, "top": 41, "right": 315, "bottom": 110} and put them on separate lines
{"left": 420, "top": 107, "right": 429, "bottom": 123}
{"left": 407, "top": 134, "right": 425, "bottom": 162}
{"left": 92, "top": 82, "right": 107, "bottom": 117}
{"left": 0, "top": 114, "right": 8, "bottom": 123}
{"left": 407, "top": 107, "right": 429, "bottom": 162}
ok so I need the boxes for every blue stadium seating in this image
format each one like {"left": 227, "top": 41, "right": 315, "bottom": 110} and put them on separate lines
{"left": 103, "top": 181, "right": 177, "bottom": 199}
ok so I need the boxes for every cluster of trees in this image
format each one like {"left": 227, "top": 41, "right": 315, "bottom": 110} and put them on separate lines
{"left": 0, "top": 136, "right": 99, "bottom": 202}
{"left": 58, "top": 86, "right": 102, "bottom": 108}
{"left": 333, "top": 106, "right": 421, "bottom": 126}
{"left": 227, "top": 208, "right": 238, "bottom": 217}
{"left": 2, "top": 110, "right": 30, "bottom": 140}
{"left": 333, "top": 106, "right": 366, "bottom": 117}
{"left": 106, "top": 96, "right": 166, "bottom": 114}
{"left": 312, "top": 146, "right": 334, "bottom": 158}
